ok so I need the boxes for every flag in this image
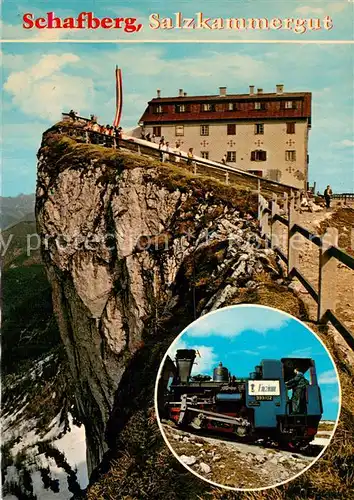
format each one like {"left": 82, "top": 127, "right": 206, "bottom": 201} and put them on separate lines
{"left": 113, "top": 66, "right": 123, "bottom": 128}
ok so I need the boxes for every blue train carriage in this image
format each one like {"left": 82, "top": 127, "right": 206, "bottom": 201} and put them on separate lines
{"left": 247, "top": 358, "right": 323, "bottom": 447}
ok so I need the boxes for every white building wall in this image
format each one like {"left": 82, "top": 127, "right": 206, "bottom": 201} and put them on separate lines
{"left": 143, "top": 120, "right": 309, "bottom": 189}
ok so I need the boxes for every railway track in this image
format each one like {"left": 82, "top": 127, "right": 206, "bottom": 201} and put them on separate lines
{"left": 165, "top": 422, "right": 326, "bottom": 459}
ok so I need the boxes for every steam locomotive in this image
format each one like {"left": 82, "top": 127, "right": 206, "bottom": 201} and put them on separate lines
{"left": 158, "top": 349, "right": 323, "bottom": 448}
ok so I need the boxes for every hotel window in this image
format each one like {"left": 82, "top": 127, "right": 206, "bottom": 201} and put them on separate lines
{"left": 284, "top": 101, "right": 297, "bottom": 109}
{"left": 228, "top": 102, "right": 237, "bottom": 111}
{"left": 227, "top": 151, "right": 236, "bottom": 162}
{"left": 175, "top": 104, "right": 186, "bottom": 113}
{"left": 255, "top": 123, "right": 264, "bottom": 135}
{"left": 201, "top": 151, "right": 209, "bottom": 159}
{"left": 227, "top": 124, "right": 236, "bottom": 135}
{"left": 254, "top": 102, "right": 266, "bottom": 110}
{"left": 286, "top": 150, "right": 296, "bottom": 161}
{"left": 251, "top": 150, "right": 267, "bottom": 161}
{"left": 201, "top": 103, "right": 215, "bottom": 112}
{"left": 153, "top": 126, "right": 161, "bottom": 137}
{"left": 268, "top": 169, "right": 281, "bottom": 182}
{"left": 200, "top": 125, "right": 209, "bottom": 136}
{"left": 286, "top": 122, "right": 295, "bottom": 134}
{"left": 154, "top": 105, "right": 163, "bottom": 114}
{"left": 175, "top": 125, "right": 184, "bottom": 136}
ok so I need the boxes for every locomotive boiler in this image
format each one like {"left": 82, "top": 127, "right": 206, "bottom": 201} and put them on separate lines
{"left": 158, "top": 349, "right": 323, "bottom": 447}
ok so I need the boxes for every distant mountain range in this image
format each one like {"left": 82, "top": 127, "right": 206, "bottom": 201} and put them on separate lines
{"left": 1, "top": 193, "right": 35, "bottom": 229}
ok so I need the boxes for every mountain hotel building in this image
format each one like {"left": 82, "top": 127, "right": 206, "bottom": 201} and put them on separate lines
{"left": 138, "top": 85, "right": 311, "bottom": 189}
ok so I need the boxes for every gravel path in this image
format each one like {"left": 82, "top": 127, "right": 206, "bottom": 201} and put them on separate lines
{"left": 162, "top": 424, "right": 320, "bottom": 490}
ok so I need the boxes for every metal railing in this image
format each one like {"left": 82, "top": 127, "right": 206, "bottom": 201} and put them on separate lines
{"left": 332, "top": 193, "right": 354, "bottom": 202}
{"left": 56, "top": 116, "right": 303, "bottom": 197}
{"left": 259, "top": 191, "right": 354, "bottom": 350}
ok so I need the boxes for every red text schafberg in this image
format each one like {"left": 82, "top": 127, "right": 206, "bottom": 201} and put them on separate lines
{"left": 22, "top": 12, "right": 143, "bottom": 32}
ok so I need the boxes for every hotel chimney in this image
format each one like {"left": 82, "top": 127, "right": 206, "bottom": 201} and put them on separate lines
{"left": 276, "top": 84, "right": 284, "bottom": 94}
{"left": 156, "top": 89, "right": 161, "bottom": 98}
{"left": 179, "top": 88, "right": 184, "bottom": 97}
{"left": 219, "top": 86, "right": 227, "bottom": 97}
{"left": 249, "top": 85, "right": 255, "bottom": 95}
{"left": 257, "top": 88, "right": 263, "bottom": 94}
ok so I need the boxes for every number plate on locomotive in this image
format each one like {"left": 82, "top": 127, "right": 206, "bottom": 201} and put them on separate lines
{"left": 248, "top": 380, "right": 280, "bottom": 396}
{"left": 255, "top": 395, "right": 273, "bottom": 401}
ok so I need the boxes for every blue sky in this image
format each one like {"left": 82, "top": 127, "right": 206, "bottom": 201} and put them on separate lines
{"left": 1, "top": 1, "right": 353, "bottom": 196}
{"left": 168, "top": 305, "right": 340, "bottom": 420}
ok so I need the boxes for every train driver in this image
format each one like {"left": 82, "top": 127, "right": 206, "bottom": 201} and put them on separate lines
{"left": 285, "top": 368, "right": 309, "bottom": 414}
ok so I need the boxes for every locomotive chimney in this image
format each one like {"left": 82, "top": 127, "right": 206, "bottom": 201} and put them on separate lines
{"left": 175, "top": 349, "right": 196, "bottom": 383}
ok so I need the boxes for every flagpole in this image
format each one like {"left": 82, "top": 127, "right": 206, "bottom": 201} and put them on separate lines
{"left": 113, "top": 66, "right": 123, "bottom": 128}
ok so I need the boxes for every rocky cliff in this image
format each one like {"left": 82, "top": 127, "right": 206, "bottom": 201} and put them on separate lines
{"left": 35, "top": 126, "right": 354, "bottom": 500}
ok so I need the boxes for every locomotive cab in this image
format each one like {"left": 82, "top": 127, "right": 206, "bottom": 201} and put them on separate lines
{"left": 279, "top": 357, "right": 323, "bottom": 446}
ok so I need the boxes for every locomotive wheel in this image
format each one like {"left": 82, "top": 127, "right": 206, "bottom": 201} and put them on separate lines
{"left": 235, "top": 426, "right": 247, "bottom": 437}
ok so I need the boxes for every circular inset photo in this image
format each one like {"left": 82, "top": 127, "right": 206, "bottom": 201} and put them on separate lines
{"left": 155, "top": 305, "right": 341, "bottom": 491}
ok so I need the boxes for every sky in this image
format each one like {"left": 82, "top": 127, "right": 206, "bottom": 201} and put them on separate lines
{"left": 167, "top": 305, "right": 341, "bottom": 420}
{"left": 1, "top": 0, "right": 353, "bottom": 196}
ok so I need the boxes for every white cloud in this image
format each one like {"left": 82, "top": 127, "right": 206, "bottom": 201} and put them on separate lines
{"left": 3, "top": 54, "right": 94, "bottom": 120}
{"left": 295, "top": 6, "right": 324, "bottom": 15}
{"left": 329, "top": 3, "right": 349, "bottom": 14}
{"left": 330, "top": 138, "right": 354, "bottom": 149}
{"left": 287, "top": 347, "right": 313, "bottom": 358}
{"left": 167, "top": 339, "right": 218, "bottom": 376}
{"left": 240, "top": 350, "right": 259, "bottom": 356}
{"left": 295, "top": 2, "right": 348, "bottom": 16}
{"left": 84, "top": 47, "right": 268, "bottom": 84}
{"left": 187, "top": 307, "right": 290, "bottom": 338}
{"left": 339, "top": 139, "right": 354, "bottom": 147}
{"left": 191, "top": 346, "right": 219, "bottom": 375}
{"left": 318, "top": 369, "right": 338, "bottom": 385}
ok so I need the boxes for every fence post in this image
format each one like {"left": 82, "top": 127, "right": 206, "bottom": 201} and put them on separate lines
{"left": 137, "top": 145, "right": 141, "bottom": 155}
{"left": 193, "top": 163, "right": 197, "bottom": 175}
{"left": 295, "top": 190, "right": 301, "bottom": 210}
{"left": 271, "top": 194, "right": 279, "bottom": 249}
{"left": 287, "top": 196, "right": 300, "bottom": 275}
{"left": 318, "top": 227, "right": 339, "bottom": 322}
{"left": 283, "top": 192, "right": 288, "bottom": 217}
{"left": 225, "top": 172, "right": 229, "bottom": 185}
{"left": 260, "top": 197, "right": 269, "bottom": 242}
{"left": 258, "top": 190, "right": 262, "bottom": 221}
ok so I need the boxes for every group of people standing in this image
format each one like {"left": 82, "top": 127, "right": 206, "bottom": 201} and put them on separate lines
{"left": 86, "top": 115, "right": 123, "bottom": 140}
{"left": 158, "top": 137, "right": 182, "bottom": 163}
{"left": 67, "top": 110, "right": 123, "bottom": 145}
{"left": 156, "top": 137, "right": 195, "bottom": 166}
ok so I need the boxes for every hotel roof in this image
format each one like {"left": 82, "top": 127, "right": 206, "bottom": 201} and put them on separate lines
{"left": 139, "top": 89, "right": 312, "bottom": 124}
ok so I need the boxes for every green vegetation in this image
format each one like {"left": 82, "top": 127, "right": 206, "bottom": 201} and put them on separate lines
{"left": 40, "top": 127, "right": 258, "bottom": 218}
{"left": 2, "top": 221, "right": 60, "bottom": 374}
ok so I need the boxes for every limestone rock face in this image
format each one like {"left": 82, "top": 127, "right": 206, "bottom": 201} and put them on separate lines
{"left": 36, "top": 130, "right": 273, "bottom": 476}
